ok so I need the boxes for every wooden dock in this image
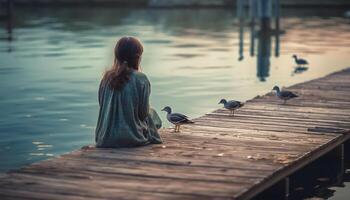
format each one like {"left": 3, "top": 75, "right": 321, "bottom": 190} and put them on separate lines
{"left": 1, "top": 68, "right": 350, "bottom": 200}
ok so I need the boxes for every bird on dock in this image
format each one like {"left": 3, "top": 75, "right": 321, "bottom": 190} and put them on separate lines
{"left": 292, "top": 55, "right": 308, "bottom": 67}
{"left": 161, "top": 106, "right": 194, "bottom": 133}
{"left": 272, "top": 86, "right": 298, "bottom": 104}
{"left": 218, "top": 99, "right": 244, "bottom": 116}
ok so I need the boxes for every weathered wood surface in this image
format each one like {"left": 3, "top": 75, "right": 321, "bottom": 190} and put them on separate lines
{"left": 0, "top": 68, "right": 350, "bottom": 200}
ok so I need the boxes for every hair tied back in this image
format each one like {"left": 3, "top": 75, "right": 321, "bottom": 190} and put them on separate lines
{"left": 104, "top": 36, "right": 143, "bottom": 90}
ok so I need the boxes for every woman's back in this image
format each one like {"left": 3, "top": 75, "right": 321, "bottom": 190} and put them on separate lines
{"left": 95, "top": 71, "right": 162, "bottom": 147}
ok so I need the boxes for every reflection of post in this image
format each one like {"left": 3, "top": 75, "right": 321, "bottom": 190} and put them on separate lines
{"left": 242, "top": 0, "right": 282, "bottom": 81}
{"left": 257, "top": 18, "right": 271, "bottom": 82}
{"left": 237, "top": 0, "right": 244, "bottom": 61}
{"left": 249, "top": 22, "right": 255, "bottom": 57}
{"left": 249, "top": 0, "right": 257, "bottom": 57}
{"left": 274, "top": 0, "right": 280, "bottom": 57}
{"left": 5, "top": 0, "right": 14, "bottom": 52}
{"left": 256, "top": 0, "right": 272, "bottom": 82}
{"left": 7, "top": 0, "right": 14, "bottom": 16}
{"left": 6, "top": 12, "right": 13, "bottom": 43}
{"left": 257, "top": 0, "right": 272, "bottom": 19}
{"left": 236, "top": 0, "right": 244, "bottom": 19}
{"left": 238, "top": 19, "right": 244, "bottom": 61}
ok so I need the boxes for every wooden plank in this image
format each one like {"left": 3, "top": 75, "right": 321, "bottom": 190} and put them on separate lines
{"left": 197, "top": 114, "right": 350, "bottom": 130}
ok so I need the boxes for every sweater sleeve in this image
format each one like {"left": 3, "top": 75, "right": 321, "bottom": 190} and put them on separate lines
{"left": 139, "top": 77, "right": 151, "bottom": 121}
{"left": 98, "top": 79, "right": 106, "bottom": 106}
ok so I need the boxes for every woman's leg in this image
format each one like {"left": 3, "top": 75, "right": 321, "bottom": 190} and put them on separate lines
{"left": 149, "top": 108, "right": 162, "bottom": 129}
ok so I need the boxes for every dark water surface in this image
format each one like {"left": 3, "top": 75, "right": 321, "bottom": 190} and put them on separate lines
{"left": 0, "top": 6, "right": 350, "bottom": 199}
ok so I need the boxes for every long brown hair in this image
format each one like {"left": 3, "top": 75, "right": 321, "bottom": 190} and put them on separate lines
{"left": 103, "top": 36, "right": 144, "bottom": 90}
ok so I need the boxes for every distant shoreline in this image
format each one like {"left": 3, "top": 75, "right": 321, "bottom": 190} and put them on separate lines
{"left": 1, "top": 0, "right": 350, "bottom": 8}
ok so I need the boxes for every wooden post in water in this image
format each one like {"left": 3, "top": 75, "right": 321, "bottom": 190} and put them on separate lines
{"left": 322, "top": 143, "right": 346, "bottom": 185}
{"left": 285, "top": 177, "right": 290, "bottom": 200}
{"left": 329, "top": 143, "right": 345, "bottom": 184}
{"left": 337, "top": 144, "right": 345, "bottom": 183}
{"left": 345, "top": 140, "right": 350, "bottom": 167}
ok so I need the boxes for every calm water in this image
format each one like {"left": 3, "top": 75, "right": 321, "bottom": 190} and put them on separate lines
{"left": 0, "top": 6, "right": 350, "bottom": 198}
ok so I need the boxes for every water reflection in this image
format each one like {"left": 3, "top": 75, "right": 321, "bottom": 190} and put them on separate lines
{"left": 0, "top": 1, "right": 14, "bottom": 52}
{"left": 238, "top": 0, "right": 284, "bottom": 81}
{"left": 31, "top": 141, "right": 53, "bottom": 154}
{"left": 292, "top": 66, "right": 308, "bottom": 76}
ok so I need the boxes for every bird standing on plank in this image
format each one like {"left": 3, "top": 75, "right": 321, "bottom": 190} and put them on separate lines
{"left": 161, "top": 106, "right": 194, "bottom": 132}
{"left": 272, "top": 86, "right": 298, "bottom": 104}
{"left": 292, "top": 55, "right": 308, "bottom": 67}
{"left": 218, "top": 99, "right": 244, "bottom": 116}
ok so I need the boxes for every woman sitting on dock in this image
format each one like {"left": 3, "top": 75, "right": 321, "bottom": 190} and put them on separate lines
{"left": 95, "top": 36, "right": 162, "bottom": 148}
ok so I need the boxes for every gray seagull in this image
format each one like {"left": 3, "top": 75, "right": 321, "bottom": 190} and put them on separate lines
{"left": 272, "top": 86, "right": 298, "bottom": 104}
{"left": 161, "top": 106, "right": 194, "bottom": 132}
{"left": 218, "top": 99, "right": 244, "bottom": 116}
